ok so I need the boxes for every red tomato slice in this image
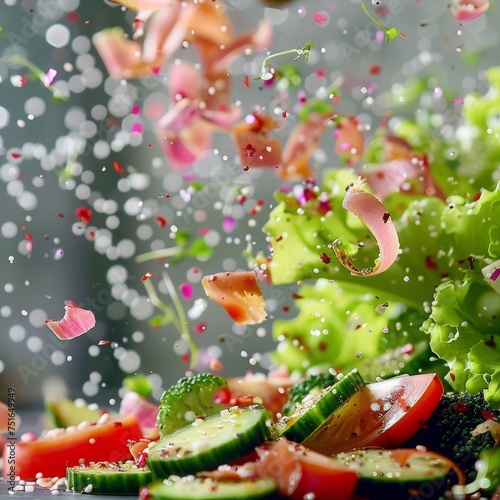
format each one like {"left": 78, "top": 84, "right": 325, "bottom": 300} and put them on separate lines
{"left": 255, "top": 439, "right": 358, "bottom": 500}
{"left": 303, "top": 373, "right": 443, "bottom": 455}
{"left": 3, "top": 414, "right": 143, "bottom": 480}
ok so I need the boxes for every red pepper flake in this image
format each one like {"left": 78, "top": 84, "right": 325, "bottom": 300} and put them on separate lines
{"left": 243, "top": 166, "right": 250, "bottom": 172}
{"left": 449, "top": 372, "right": 456, "bottom": 382}
{"left": 315, "top": 68, "right": 326, "bottom": 78}
{"left": 9, "top": 151, "right": 22, "bottom": 160}
{"left": 236, "top": 194, "right": 246, "bottom": 204}
{"left": 282, "top": 306, "right": 289, "bottom": 312}
{"left": 276, "top": 235, "right": 283, "bottom": 242}
{"left": 113, "top": 161, "right": 124, "bottom": 174}
{"left": 243, "top": 74, "right": 250, "bottom": 88}
{"left": 209, "top": 358, "right": 223, "bottom": 371}
{"left": 97, "top": 340, "right": 111, "bottom": 346}
{"left": 490, "top": 268, "right": 500, "bottom": 282}
{"left": 472, "top": 191, "right": 482, "bottom": 202}
{"left": 229, "top": 395, "right": 254, "bottom": 407}
{"left": 67, "top": 11, "right": 80, "bottom": 22}
{"left": 318, "top": 342, "right": 328, "bottom": 352}
{"left": 453, "top": 401, "right": 470, "bottom": 413}
{"left": 382, "top": 212, "right": 390, "bottom": 223}
{"left": 75, "top": 206, "right": 93, "bottom": 225}
{"left": 181, "top": 353, "right": 190, "bottom": 363}
{"left": 57, "top": 213, "right": 64, "bottom": 218}
{"left": 25, "top": 233, "right": 33, "bottom": 240}
{"left": 195, "top": 322, "right": 206, "bottom": 334}
{"left": 282, "top": 111, "right": 289, "bottom": 119}
{"left": 113, "top": 422, "right": 123, "bottom": 427}
{"left": 243, "top": 143, "right": 256, "bottom": 158}
{"left": 425, "top": 255, "right": 438, "bottom": 270}
{"left": 481, "top": 410, "right": 495, "bottom": 421}
{"left": 291, "top": 293, "right": 303, "bottom": 300}
{"left": 156, "top": 215, "right": 167, "bottom": 228}
{"left": 485, "top": 335, "right": 496, "bottom": 347}
{"left": 141, "top": 272, "right": 154, "bottom": 281}
{"left": 369, "top": 64, "right": 382, "bottom": 75}
{"left": 320, "top": 252, "right": 331, "bottom": 264}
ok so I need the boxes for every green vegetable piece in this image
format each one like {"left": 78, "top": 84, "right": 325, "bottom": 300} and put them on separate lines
{"left": 277, "top": 369, "right": 365, "bottom": 443}
{"left": 67, "top": 462, "right": 152, "bottom": 495}
{"left": 335, "top": 448, "right": 457, "bottom": 499}
{"left": 156, "top": 373, "right": 230, "bottom": 438}
{"left": 148, "top": 405, "right": 270, "bottom": 478}
{"left": 282, "top": 371, "right": 338, "bottom": 416}
{"left": 46, "top": 398, "right": 102, "bottom": 429}
{"left": 145, "top": 476, "right": 277, "bottom": 500}
{"left": 122, "top": 374, "right": 154, "bottom": 398}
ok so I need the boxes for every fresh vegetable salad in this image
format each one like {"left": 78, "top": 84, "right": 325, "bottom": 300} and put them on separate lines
{"left": 0, "top": 0, "right": 500, "bottom": 499}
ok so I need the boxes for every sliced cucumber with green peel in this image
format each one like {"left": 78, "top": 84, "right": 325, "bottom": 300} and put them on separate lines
{"left": 277, "top": 369, "right": 365, "bottom": 443}
{"left": 147, "top": 404, "right": 270, "bottom": 478}
{"left": 335, "top": 448, "right": 458, "bottom": 500}
{"left": 66, "top": 461, "right": 152, "bottom": 495}
{"left": 144, "top": 476, "right": 278, "bottom": 500}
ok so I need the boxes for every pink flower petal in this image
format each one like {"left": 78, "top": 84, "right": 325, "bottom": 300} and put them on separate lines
{"left": 281, "top": 112, "right": 332, "bottom": 180}
{"left": 202, "top": 105, "right": 242, "bottom": 128}
{"left": 45, "top": 300, "right": 96, "bottom": 340}
{"left": 450, "top": 0, "right": 489, "bottom": 21}
{"left": 206, "top": 20, "right": 273, "bottom": 74}
{"left": 333, "top": 177, "right": 400, "bottom": 277}
{"left": 159, "top": 99, "right": 204, "bottom": 134}
{"left": 168, "top": 61, "right": 202, "bottom": 101}
{"left": 43, "top": 68, "right": 57, "bottom": 87}
{"left": 334, "top": 116, "right": 364, "bottom": 166}
{"left": 93, "top": 27, "right": 163, "bottom": 79}
{"left": 143, "top": 3, "right": 195, "bottom": 63}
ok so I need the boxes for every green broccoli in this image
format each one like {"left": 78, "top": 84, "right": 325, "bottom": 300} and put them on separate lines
{"left": 156, "top": 373, "right": 230, "bottom": 438}
{"left": 405, "top": 391, "right": 499, "bottom": 482}
{"left": 282, "top": 371, "right": 338, "bottom": 416}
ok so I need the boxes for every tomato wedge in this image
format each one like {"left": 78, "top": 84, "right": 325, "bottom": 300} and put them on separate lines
{"left": 3, "top": 414, "right": 143, "bottom": 480}
{"left": 302, "top": 373, "right": 443, "bottom": 455}
{"left": 255, "top": 439, "right": 358, "bottom": 500}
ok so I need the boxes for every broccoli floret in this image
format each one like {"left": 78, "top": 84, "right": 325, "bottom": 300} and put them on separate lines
{"left": 282, "top": 371, "right": 338, "bottom": 416}
{"left": 405, "top": 391, "right": 499, "bottom": 481}
{"left": 157, "top": 373, "right": 230, "bottom": 438}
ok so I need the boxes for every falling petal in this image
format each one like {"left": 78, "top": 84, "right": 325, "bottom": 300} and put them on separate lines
{"left": 333, "top": 177, "right": 400, "bottom": 277}
{"left": 119, "top": 391, "right": 158, "bottom": 429}
{"left": 168, "top": 61, "right": 202, "bottom": 101}
{"left": 93, "top": 27, "right": 164, "bottom": 79}
{"left": 202, "top": 271, "right": 267, "bottom": 325}
{"left": 45, "top": 300, "right": 96, "bottom": 340}
{"left": 334, "top": 116, "right": 364, "bottom": 166}
{"left": 43, "top": 68, "right": 57, "bottom": 87}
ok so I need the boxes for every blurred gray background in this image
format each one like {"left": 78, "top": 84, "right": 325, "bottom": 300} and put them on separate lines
{"left": 0, "top": 0, "right": 498, "bottom": 408}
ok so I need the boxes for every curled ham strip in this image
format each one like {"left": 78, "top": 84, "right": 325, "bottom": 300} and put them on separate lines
{"left": 333, "top": 177, "right": 400, "bottom": 277}
{"left": 450, "top": 0, "right": 489, "bottom": 21}
{"left": 45, "top": 300, "right": 96, "bottom": 340}
{"left": 202, "top": 271, "right": 267, "bottom": 325}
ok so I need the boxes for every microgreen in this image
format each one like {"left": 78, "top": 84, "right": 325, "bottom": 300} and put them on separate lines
{"left": 141, "top": 271, "right": 198, "bottom": 370}
{"left": 255, "top": 40, "right": 314, "bottom": 81}
{"left": 0, "top": 54, "right": 67, "bottom": 101}
{"left": 361, "top": 4, "right": 405, "bottom": 43}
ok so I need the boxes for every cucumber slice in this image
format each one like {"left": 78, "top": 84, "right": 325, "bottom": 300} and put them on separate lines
{"left": 144, "top": 476, "right": 277, "bottom": 500}
{"left": 147, "top": 404, "right": 270, "bottom": 478}
{"left": 277, "top": 369, "right": 365, "bottom": 443}
{"left": 335, "top": 448, "right": 457, "bottom": 500}
{"left": 66, "top": 461, "right": 152, "bottom": 495}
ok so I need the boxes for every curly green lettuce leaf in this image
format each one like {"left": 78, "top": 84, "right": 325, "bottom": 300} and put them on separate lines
{"left": 272, "top": 279, "right": 389, "bottom": 372}
{"left": 426, "top": 274, "right": 500, "bottom": 408}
